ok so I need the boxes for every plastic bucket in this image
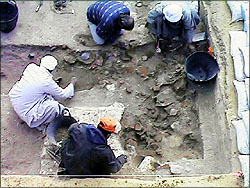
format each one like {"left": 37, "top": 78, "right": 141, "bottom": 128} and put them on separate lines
{"left": 185, "top": 52, "right": 219, "bottom": 82}
{"left": 0, "top": 1, "right": 18, "bottom": 33}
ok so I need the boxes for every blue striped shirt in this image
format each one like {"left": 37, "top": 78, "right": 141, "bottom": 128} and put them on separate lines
{"left": 87, "top": 1, "right": 130, "bottom": 43}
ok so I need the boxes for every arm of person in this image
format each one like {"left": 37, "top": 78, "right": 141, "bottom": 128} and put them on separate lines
{"left": 101, "top": 147, "right": 127, "bottom": 174}
{"left": 182, "top": 8, "right": 200, "bottom": 43}
{"left": 44, "top": 78, "right": 74, "bottom": 100}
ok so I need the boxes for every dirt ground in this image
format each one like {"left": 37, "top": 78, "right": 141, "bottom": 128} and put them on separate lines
{"left": 0, "top": 0, "right": 244, "bottom": 187}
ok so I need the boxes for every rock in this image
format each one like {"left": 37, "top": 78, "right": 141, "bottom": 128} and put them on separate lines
{"left": 154, "top": 134, "right": 162, "bottom": 142}
{"left": 126, "top": 138, "right": 138, "bottom": 148}
{"left": 137, "top": 66, "right": 149, "bottom": 77}
{"left": 64, "top": 55, "right": 76, "bottom": 65}
{"left": 169, "top": 108, "right": 178, "bottom": 116}
{"left": 120, "top": 52, "right": 132, "bottom": 62}
{"left": 104, "top": 71, "right": 109, "bottom": 75}
{"left": 142, "top": 55, "right": 148, "bottom": 61}
{"left": 154, "top": 88, "right": 176, "bottom": 107}
{"left": 134, "top": 123, "right": 143, "bottom": 131}
{"left": 152, "top": 85, "right": 161, "bottom": 91}
{"left": 106, "top": 84, "right": 115, "bottom": 92}
{"left": 169, "top": 164, "right": 185, "bottom": 175}
{"left": 170, "top": 122, "right": 180, "bottom": 130}
{"left": 126, "top": 86, "right": 132, "bottom": 93}
{"left": 137, "top": 156, "right": 156, "bottom": 172}
{"left": 28, "top": 53, "right": 35, "bottom": 59}
{"left": 61, "top": 44, "right": 68, "bottom": 50}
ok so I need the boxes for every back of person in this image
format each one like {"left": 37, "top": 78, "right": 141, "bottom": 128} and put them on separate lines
{"left": 9, "top": 63, "right": 52, "bottom": 116}
{"left": 87, "top": 1, "right": 129, "bottom": 25}
{"left": 60, "top": 123, "right": 117, "bottom": 175}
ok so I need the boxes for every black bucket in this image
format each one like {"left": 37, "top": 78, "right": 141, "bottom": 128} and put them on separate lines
{"left": 185, "top": 52, "right": 220, "bottom": 82}
{"left": 0, "top": 1, "right": 18, "bottom": 33}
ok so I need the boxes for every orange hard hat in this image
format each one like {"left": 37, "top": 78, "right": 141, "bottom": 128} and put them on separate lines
{"left": 99, "top": 116, "right": 118, "bottom": 134}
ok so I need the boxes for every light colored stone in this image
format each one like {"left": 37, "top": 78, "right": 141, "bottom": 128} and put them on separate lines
{"left": 137, "top": 156, "right": 156, "bottom": 172}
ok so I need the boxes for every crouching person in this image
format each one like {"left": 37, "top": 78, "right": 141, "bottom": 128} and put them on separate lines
{"left": 59, "top": 116, "right": 127, "bottom": 177}
{"left": 8, "top": 55, "right": 77, "bottom": 131}
{"left": 87, "top": 1, "right": 134, "bottom": 45}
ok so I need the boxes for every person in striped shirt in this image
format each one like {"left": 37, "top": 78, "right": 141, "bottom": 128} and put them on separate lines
{"left": 87, "top": 1, "right": 134, "bottom": 45}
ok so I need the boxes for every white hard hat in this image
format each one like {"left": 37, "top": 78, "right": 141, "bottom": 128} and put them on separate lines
{"left": 163, "top": 4, "right": 183, "bottom": 23}
{"left": 40, "top": 55, "right": 58, "bottom": 71}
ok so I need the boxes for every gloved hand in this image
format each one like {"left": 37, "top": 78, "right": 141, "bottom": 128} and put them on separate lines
{"left": 71, "top": 77, "right": 77, "bottom": 86}
{"left": 117, "top": 154, "right": 127, "bottom": 165}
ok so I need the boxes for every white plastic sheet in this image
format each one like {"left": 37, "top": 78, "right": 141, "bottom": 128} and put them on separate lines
{"left": 241, "top": 111, "right": 249, "bottom": 140}
{"left": 238, "top": 155, "right": 249, "bottom": 187}
{"left": 233, "top": 80, "right": 249, "bottom": 118}
{"left": 227, "top": 1, "right": 244, "bottom": 22}
{"left": 232, "top": 52, "right": 246, "bottom": 81}
{"left": 229, "top": 31, "right": 247, "bottom": 57}
{"left": 232, "top": 120, "right": 249, "bottom": 154}
{"left": 239, "top": 47, "right": 249, "bottom": 77}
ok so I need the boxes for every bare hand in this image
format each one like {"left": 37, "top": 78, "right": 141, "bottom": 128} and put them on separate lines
{"left": 71, "top": 77, "right": 77, "bottom": 85}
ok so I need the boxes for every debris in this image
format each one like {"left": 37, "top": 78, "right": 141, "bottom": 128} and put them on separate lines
{"left": 134, "top": 123, "right": 143, "bottom": 131}
{"left": 50, "top": 46, "right": 57, "bottom": 52}
{"left": 89, "top": 58, "right": 103, "bottom": 69}
{"left": 138, "top": 156, "right": 157, "bottom": 172}
{"left": 169, "top": 164, "right": 185, "bottom": 175}
{"left": 28, "top": 53, "right": 35, "bottom": 59}
{"left": 154, "top": 88, "right": 176, "bottom": 107}
{"left": 106, "top": 84, "right": 115, "bottom": 92}
{"left": 135, "top": 1, "right": 143, "bottom": 7}
{"left": 142, "top": 55, "right": 148, "bottom": 61}
{"left": 120, "top": 51, "right": 132, "bottom": 62}
{"left": 169, "top": 108, "right": 178, "bottom": 116}
{"left": 126, "top": 86, "right": 132, "bottom": 93}
{"left": 61, "top": 44, "right": 68, "bottom": 50}
{"left": 63, "top": 55, "right": 76, "bottom": 65}
{"left": 81, "top": 52, "right": 90, "bottom": 60}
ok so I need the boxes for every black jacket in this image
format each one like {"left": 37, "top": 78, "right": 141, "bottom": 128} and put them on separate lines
{"left": 59, "top": 123, "right": 125, "bottom": 176}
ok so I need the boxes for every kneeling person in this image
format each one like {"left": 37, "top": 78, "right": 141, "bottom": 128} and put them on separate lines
{"left": 59, "top": 116, "right": 127, "bottom": 176}
{"left": 87, "top": 1, "right": 134, "bottom": 45}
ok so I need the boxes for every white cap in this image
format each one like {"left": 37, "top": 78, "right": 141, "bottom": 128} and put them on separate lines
{"left": 163, "top": 4, "right": 183, "bottom": 23}
{"left": 40, "top": 55, "right": 58, "bottom": 71}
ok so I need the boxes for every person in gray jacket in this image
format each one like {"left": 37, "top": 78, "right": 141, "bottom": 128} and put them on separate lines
{"left": 147, "top": 1, "right": 200, "bottom": 52}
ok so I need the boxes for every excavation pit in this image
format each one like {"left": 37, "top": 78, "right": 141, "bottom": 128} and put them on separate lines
{"left": 2, "top": 39, "right": 233, "bottom": 176}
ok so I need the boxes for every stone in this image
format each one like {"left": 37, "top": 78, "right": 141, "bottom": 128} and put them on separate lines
{"left": 142, "top": 55, "right": 148, "bottom": 61}
{"left": 152, "top": 85, "right": 161, "bottom": 91}
{"left": 64, "top": 55, "right": 76, "bottom": 65}
{"left": 76, "top": 52, "right": 95, "bottom": 65}
{"left": 126, "top": 138, "right": 138, "bottom": 148}
{"left": 106, "top": 84, "right": 115, "bottom": 92}
{"left": 81, "top": 52, "right": 90, "bottom": 60}
{"left": 169, "top": 109, "right": 178, "bottom": 116}
{"left": 134, "top": 123, "right": 143, "bottom": 131}
{"left": 154, "top": 88, "right": 176, "bottom": 107}
{"left": 137, "top": 156, "right": 156, "bottom": 172}
{"left": 120, "top": 52, "right": 132, "bottom": 62}
{"left": 61, "top": 44, "right": 67, "bottom": 49}
{"left": 170, "top": 122, "right": 180, "bottom": 130}
{"left": 126, "top": 86, "right": 132, "bottom": 93}
{"left": 154, "top": 134, "right": 162, "bottom": 142}
{"left": 169, "top": 164, "right": 185, "bottom": 175}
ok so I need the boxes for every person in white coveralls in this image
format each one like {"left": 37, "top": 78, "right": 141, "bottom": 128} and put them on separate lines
{"left": 8, "top": 55, "right": 77, "bottom": 131}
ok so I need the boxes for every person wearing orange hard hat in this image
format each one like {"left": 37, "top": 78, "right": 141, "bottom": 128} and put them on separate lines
{"left": 58, "top": 116, "right": 127, "bottom": 176}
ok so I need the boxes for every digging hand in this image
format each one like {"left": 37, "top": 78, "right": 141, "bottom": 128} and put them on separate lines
{"left": 156, "top": 37, "right": 161, "bottom": 53}
{"left": 71, "top": 77, "right": 77, "bottom": 86}
{"left": 118, "top": 154, "right": 128, "bottom": 165}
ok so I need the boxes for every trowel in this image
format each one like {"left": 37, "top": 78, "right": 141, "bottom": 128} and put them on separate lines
{"left": 192, "top": 32, "right": 206, "bottom": 43}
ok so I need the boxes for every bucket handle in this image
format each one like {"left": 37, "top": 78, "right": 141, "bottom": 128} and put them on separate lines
{"left": 8, "top": 0, "right": 17, "bottom": 7}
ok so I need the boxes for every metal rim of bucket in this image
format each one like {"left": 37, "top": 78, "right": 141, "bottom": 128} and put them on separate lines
{"left": 185, "top": 51, "right": 219, "bottom": 82}
{"left": 0, "top": 1, "right": 18, "bottom": 24}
